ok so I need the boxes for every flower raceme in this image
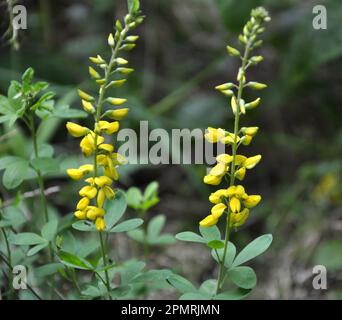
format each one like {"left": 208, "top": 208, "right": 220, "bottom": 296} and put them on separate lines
{"left": 66, "top": 9, "right": 143, "bottom": 231}
{"left": 200, "top": 7, "right": 270, "bottom": 230}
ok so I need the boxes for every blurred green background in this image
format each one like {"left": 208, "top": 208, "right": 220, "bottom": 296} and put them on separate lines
{"left": 0, "top": 0, "right": 341, "bottom": 299}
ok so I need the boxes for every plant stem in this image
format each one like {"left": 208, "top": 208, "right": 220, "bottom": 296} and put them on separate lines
{"left": 99, "top": 231, "right": 112, "bottom": 300}
{"left": 29, "top": 115, "right": 54, "bottom": 262}
{"left": 215, "top": 39, "right": 252, "bottom": 295}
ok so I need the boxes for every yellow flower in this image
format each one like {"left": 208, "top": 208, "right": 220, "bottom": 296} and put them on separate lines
{"left": 220, "top": 132, "right": 240, "bottom": 145}
{"left": 209, "top": 189, "right": 229, "bottom": 204}
{"left": 231, "top": 208, "right": 250, "bottom": 227}
{"left": 241, "top": 135, "right": 253, "bottom": 146}
{"left": 104, "top": 165, "right": 119, "bottom": 180}
{"left": 229, "top": 197, "right": 241, "bottom": 213}
{"left": 77, "top": 197, "right": 90, "bottom": 210}
{"left": 216, "top": 154, "right": 233, "bottom": 164}
{"left": 97, "top": 188, "right": 106, "bottom": 208}
{"left": 227, "top": 185, "right": 246, "bottom": 198}
{"left": 203, "top": 175, "right": 222, "bottom": 186}
{"left": 80, "top": 132, "right": 104, "bottom": 157}
{"left": 99, "top": 144, "right": 114, "bottom": 153}
{"left": 235, "top": 167, "right": 246, "bottom": 181}
{"left": 209, "top": 163, "right": 228, "bottom": 176}
{"left": 66, "top": 122, "right": 88, "bottom": 137}
{"left": 243, "top": 195, "right": 261, "bottom": 208}
{"left": 97, "top": 121, "right": 119, "bottom": 135}
{"left": 112, "top": 153, "right": 127, "bottom": 165}
{"left": 67, "top": 169, "right": 84, "bottom": 180}
{"left": 74, "top": 210, "right": 86, "bottom": 219}
{"left": 107, "top": 97, "right": 127, "bottom": 106}
{"left": 211, "top": 203, "right": 227, "bottom": 219}
{"left": 241, "top": 127, "right": 259, "bottom": 136}
{"left": 204, "top": 127, "right": 226, "bottom": 143}
{"left": 95, "top": 217, "right": 106, "bottom": 231}
{"left": 199, "top": 215, "right": 218, "bottom": 227}
{"left": 82, "top": 100, "right": 95, "bottom": 113}
{"left": 235, "top": 155, "right": 247, "bottom": 166}
{"left": 79, "top": 186, "right": 97, "bottom": 199}
{"left": 79, "top": 164, "right": 94, "bottom": 174}
{"left": 95, "top": 176, "right": 113, "bottom": 187}
{"left": 243, "top": 155, "right": 262, "bottom": 169}
{"left": 77, "top": 89, "right": 94, "bottom": 102}
{"left": 107, "top": 108, "right": 129, "bottom": 120}
{"left": 103, "top": 186, "right": 115, "bottom": 199}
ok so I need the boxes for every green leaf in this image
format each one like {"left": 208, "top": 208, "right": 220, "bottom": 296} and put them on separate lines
{"left": 9, "top": 232, "right": 46, "bottom": 245}
{"left": 168, "top": 274, "right": 196, "bottom": 294}
{"left": 179, "top": 292, "right": 210, "bottom": 300}
{"left": 1, "top": 206, "right": 26, "bottom": 228}
{"left": 119, "top": 260, "right": 146, "bottom": 285}
{"left": 227, "top": 266, "right": 257, "bottom": 289}
{"left": 30, "top": 157, "right": 60, "bottom": 174}
{"left": 131, "top": 269, "right": 173, "bottom": 283}
{"left": 232, "top": 234, "right": 273, "bottom": 268}
{"left": 214, "top": 288, "right": 251, "bottom": 300}
{"left": 27, "top": 242, "right": 49, "bottom": 256}
{"left": 313, "top": 240, "right": 342, "bottom": 272}
{"left": 104, "top": 190, "right": 127, "bottom": 229}
{"left": 127, "top": 229, "right": 145, "bottom": 243}
{"left": 211, "top": 241, "right": 236, "bottom": 268}
{"left": 35, "top": 263, "right": 63, "bottom": 278}
{"left": 41, "top": 219, "right": 58, "bottom": 241}
{"left": 199, "top": 225, "right": 221, "bottom": 242}
{"left": 147, "top": 214, "right": 165, "bottom": 241}
{"left": 58, "top": 250, "right": 94, "bottom": 270}
{"left": 143, "top": 181, "right": 159, "bottom": 201}
{"left": 175, "top": 231, "right": 206, "bottom": 244}
{"left": 150, "top": 234, "right": 175, "bottom": 245}
{"left": 53, "top": 105, "right": 87, "bottom": 119}
{"left": 22, "top": 67, "right": 34, "bottom": 85}
{"left": 199, "top": 279, "right": 217, "bottom": 297}
{"left": 72, "top": 220, "right": 97, "bottom": 232}
{"left": 109, "top": 218, "right": 143, "bottom": 233}
{"left": 127, "top": 0, "right": 140, "bottom": 13}
{"left": 125, "top": 187, "right": 142, "bottom": 209}
{"left": 207, "top": 240, "right": 225, "bottom": 249}
{"left": 3, "top": 159, "right": 29, "bottom": 189}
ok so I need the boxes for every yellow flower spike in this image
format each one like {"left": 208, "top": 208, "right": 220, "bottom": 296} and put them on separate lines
{"left": 74, "top": 210, "right": 86, "bottom": 220}
{"left": 82, "top": 100, "right": 95, "bottom": 114}
{"left": 94, "top": 176, "right": 113, "bottom": 187}
{"left": 66, "top": 169, "right": 84, "bottom": 180}
{"left": 77, "top": 89, "right": 94, "bottom": 102}
{"left": 106, "top": 108, "right": 129, "bottom": 120}
{"left": 112, "top": 153, "right": 127, "bottom": 165}
{"left": 66, "top": 122, "right": 88, "bottom": 138}
{"left": 77, "top": 197, "right": 90, "bottom": 211}
{"left": 211, "top": 203, "right": 227, "bottom": 219}
{"left": 241, "top": 135, "right": 253, "bottom": 146}
{"left": 241, "top": 127, "right": 259, "bottom": 136}
{"left": 103, "top": 186, "right": 115, "bottom": 199}
{"left": 97, "top": 188, "right": 106, "bottom": 208}
{"left": 209, "top": 163, "right": 227, "bottom": 177}
{"left": 199, "top": 215, "right": 218, "bottom": 227}
{"left": 235, "top": 167, "right": 246, "bottom": 181}
{"left": 107, "top": 97, "right": 127, "bottom": 106}
{"left": 95, "top": 217, "right": 106, "bottom": 231}
{"left": 243, "top": 195, "right": 262, "bottom": 208}
{"left": 204, "top": 127, "right": 226, "bottom": 143}
{"left": 79, "top": 186, "right": 97, "bottom": 199}
{"left": 99, "top": 144, "right": 114, "bottom": 153}
{"left": 97, "top": 121, "right": 120, "bottom": 135}
{"left": 203, "top": 175, "right": 222, "bottom": 186}
{"left": 229, "top": 197, "right": 241, "bottom": 213}
{"left": 243, "top": 155, "right": 262, "bottom": 169}
{"left": 216, "top": 154, "right": 233, "bottom": 164}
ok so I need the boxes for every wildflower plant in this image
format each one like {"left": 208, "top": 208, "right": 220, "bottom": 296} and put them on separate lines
{"left": 175, "top": 7, "right": 273, "bottom": 300}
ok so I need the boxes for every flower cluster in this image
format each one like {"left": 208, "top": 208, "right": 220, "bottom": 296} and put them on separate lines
{"left": 200, "top": 7, "right": 270, "bottom": 229}
{"left": 66, "top": 9, "right": 144, "bottom": 231}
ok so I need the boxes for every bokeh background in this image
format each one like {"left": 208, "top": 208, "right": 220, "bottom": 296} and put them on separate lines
{"left": 0, "top": 0, "right": 341, "bottom": 299}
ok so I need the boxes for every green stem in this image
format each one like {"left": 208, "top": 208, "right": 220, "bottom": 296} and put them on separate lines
{"left": 29, "top": 115, "right": 54, "bottom": 262}
{"left": 99, "top": 231, "right": 112, "bottom": 300}
{"left": 215, "top": 38, "right": 252, "bottom": 295}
